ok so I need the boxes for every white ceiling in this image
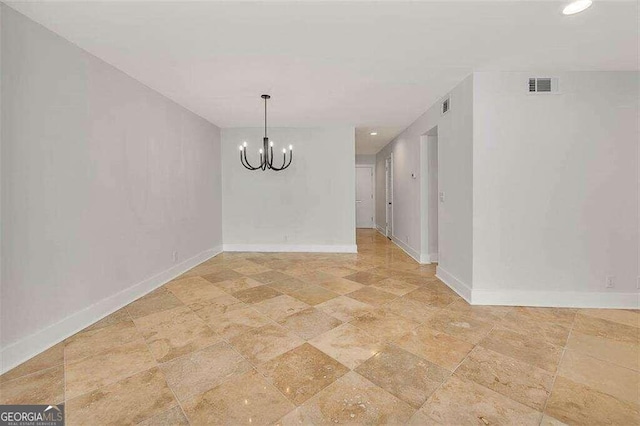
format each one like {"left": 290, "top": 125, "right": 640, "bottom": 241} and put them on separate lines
{"left": 6, "top": 1, "right": 638, "bottom": 154}
{"left": 356, "top": 127, "right": 405, "bottom": 155}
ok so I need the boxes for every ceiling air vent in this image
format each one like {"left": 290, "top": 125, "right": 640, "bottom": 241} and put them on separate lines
{"left": 528, "top": 77, "right": 559, "bottom": 94}
{"left": 442, "top": 97, "right": 450, "bottom": 114}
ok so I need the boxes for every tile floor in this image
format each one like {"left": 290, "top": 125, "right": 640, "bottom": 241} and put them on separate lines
{"left": 1, "top": 229, "right": 638, "bottom": 425}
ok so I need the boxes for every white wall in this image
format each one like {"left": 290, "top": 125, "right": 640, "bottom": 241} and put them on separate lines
{"left": 222, "top": 127, "right": 356, "bottom": 252}
{"left": 472, "top": 71, "right": 639, "bottom": 306}
{"left": 376, "top": 75, "right": 474, "bottom": 294}
{"left": 1, "top": 6, "right": 222, "bottom": 372}
{"left": 426, "top": 133, "right": 439, "bottom": 260}
{"left": 375, "top": 153, "right": 388, "bottom": 233}
{"left": 356, "top": 154, "right": 376, "bottom": 166}
{"left": 375, "top": 133, "right": 422, "bottom": 260}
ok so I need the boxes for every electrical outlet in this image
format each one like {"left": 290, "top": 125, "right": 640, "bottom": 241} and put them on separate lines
{"left": 605, "top": 276, "right": 615, "bottom": 289}
{"left": 439, "top": 192, "right": 445, "bottom": 202}
{"left": 172, "top": 251, "right": 178, "bottom": 262}
{"left": 405, "top": 235, "right": 409, "bottom": 243}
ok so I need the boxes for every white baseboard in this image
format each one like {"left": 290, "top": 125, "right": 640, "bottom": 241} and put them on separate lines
{"left": 222, "top": 244, "right": 357, "bottom": 253}
{"left": 435, "top": 266, "right": 638, "bottom": 309}
{"left": 419, "top": 253, "right": 438, "bottom": 264}
{"left": 471, "top": 288, "right": 640, "bottom": 309}
{"left": 375, "top": 225, "right": 386, "bottom": 236}
{"left": 436, "top": 266, "right": 472, "bottom": 302}
{"left": 390, "top": 236, "right": 423, "bottom": 264}
{"left": 0, "top": 246, "right": 222, "bottom": 375}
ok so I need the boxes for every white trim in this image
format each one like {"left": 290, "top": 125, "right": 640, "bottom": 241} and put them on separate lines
{"left": 418, "top": 252, "right": 438, "bottom": 264}
{"left": 222, "top": 244, "right": 357, "bottom": 253}
{"left": 0, "top": 246, "right": 222, "bottom": 375}
{"left": 436, "top": 266, "right": 472, "bottom": 302}
{"left": 471, "top": 289, "right": 640, "bottom": 309}
{"left": 391, "top": 236, "right": 422, "bottom": 264}
{"left": 385, "top": 153, "right": 394, "bottom": 238}
{"left": 355, "top": 165, "right": 376, "bottom": 229}
{"left": 376, "top": 225, "right": 386, "bottom": 236}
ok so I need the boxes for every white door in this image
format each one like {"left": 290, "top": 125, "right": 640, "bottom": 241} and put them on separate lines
{"left": 356, "top": 166, "right": 374, "bottom": 228}
{"left": 385, "top": 156, "right": 393, "bottom": 238}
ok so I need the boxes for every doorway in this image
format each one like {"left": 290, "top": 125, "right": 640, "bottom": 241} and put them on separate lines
{"left": 426, "top": 128, "right": 439, "bottom": 262}
{"left": 355, "top": 166, "right": 374, "bottom": 228}
{"left": 385, "top": 154, "right": 393, "bottom": 239}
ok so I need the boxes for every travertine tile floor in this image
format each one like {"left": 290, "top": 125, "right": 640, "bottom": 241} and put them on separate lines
{"left": 1, "top": 229, "right": 638, "bottom": 425}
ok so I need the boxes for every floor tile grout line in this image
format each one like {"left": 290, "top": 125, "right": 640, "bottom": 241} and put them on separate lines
{"left": 63, "top": 338, "right": 154, "bottom": 401}
{"left": 62, "top": 324, "right": 151, "bottom": 367}
{"left": 125, "top": 309, "right": 192, "bottom": 426}
{"left": 463, "top": 316, "right": 574, "bottom": 422}
{"left": 0, "top": 362, "right": 65, "bottom": 388}
{"left": 548, "top": 313, "right": 640, "bottom": 373}
{"left": 561, "top": 346, "right": 640, "bottom": 373}
{"left": 154, "top": 368, "right": 192, "bottom": 426}
{"left": 408, "top": 318, "right": 503, "bottom": 422}
{"left": 62, "top": 311, "right": 136, "bottom": 405}
{"left": 63, "top": 362, "right": 161, "bottom": 404}
{"left": 128, "top": 312, "right": 192, "bottom": 426}
{"left": 539, "top": 311, "right": 578, "bottom": 424}
{"left": 222, "top": 335, "right": 302, "bottom": 420}
{"left": 208, "top": 289, "right": 395, "bottom": 422}
{"left": 159, "top": 323, "right": 290, "bottom": 420}
{"left": 62, "top": 346, "right": 67, "bottom": 406}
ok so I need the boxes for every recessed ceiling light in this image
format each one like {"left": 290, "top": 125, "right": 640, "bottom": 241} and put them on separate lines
{"left": 370, "top": 132, "right": 378, "bottom": 136}
{"left": 563, "top": 0, "right": 592, "bottom": 15}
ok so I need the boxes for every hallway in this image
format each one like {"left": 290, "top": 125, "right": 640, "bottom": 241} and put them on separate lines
{"left": 0, "top": 230, "right": 637, "bottom": 424}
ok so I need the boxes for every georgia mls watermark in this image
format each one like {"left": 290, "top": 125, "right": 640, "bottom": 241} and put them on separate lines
{"left": 0, "top": 405, "right": 64, "bottom": 426}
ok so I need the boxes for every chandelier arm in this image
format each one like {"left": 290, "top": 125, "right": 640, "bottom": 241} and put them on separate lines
{"left": 282, "top": 150, "right": 293, "bottom": 170}
{"left": 243, "top": 156, "right": 259, "bottom": 171}
{"left": 242, "top": 148, "right": 261, "bottom": 170}
{"left": 240, "top": 150, "right": 253, "bottom": 170}
{"left": 240, "top": 151, "right": 250, "bottom": 170}
{"left": 268, "top": 146, "right": 275, "bottom": 169}
{"left": 270, "top": 152, "right": 290, "bottom": 171}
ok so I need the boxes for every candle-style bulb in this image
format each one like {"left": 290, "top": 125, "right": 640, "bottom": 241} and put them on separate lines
{"left": 289, "top": 145, "right": 293, "bottom": 150}
{"left": 239, "top": 145, "right": 243, "bottom": 151}
{"left": 243, "top": 141, "right": 247, "bottom": 147}
{"left": 282, "top": 148, "right": 286, "bottom": 154}
{"left": 259, "top": 148, "right": 263, "bottom": 154}
{"left": 270, "top": 141, "right": 274, "bottom": 147}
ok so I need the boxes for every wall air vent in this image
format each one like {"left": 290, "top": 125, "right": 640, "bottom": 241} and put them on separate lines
{"left": 528, "top": 77, "right": 559, "bottom": 94}
{"left": 442, "top": 97, "right": 450, "bottom": 114}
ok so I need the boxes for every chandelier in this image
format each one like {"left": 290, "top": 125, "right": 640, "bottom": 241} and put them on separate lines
{"left": 239, "top": 95, "right": 293, "bottom": 171}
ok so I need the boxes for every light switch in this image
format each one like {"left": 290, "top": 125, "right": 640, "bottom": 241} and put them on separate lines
{"left": 439, "top": 192, "right": 445, "bottom": 202}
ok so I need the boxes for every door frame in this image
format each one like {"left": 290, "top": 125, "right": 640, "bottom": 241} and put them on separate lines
{"left": 385, "top": 153, "right": 394, "bottom": 239}
{"left": 355, "top": 165, "right": 375, "bottom": 229}
{"left": 420, "top": 127, "right": 439, "bottom": 264}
